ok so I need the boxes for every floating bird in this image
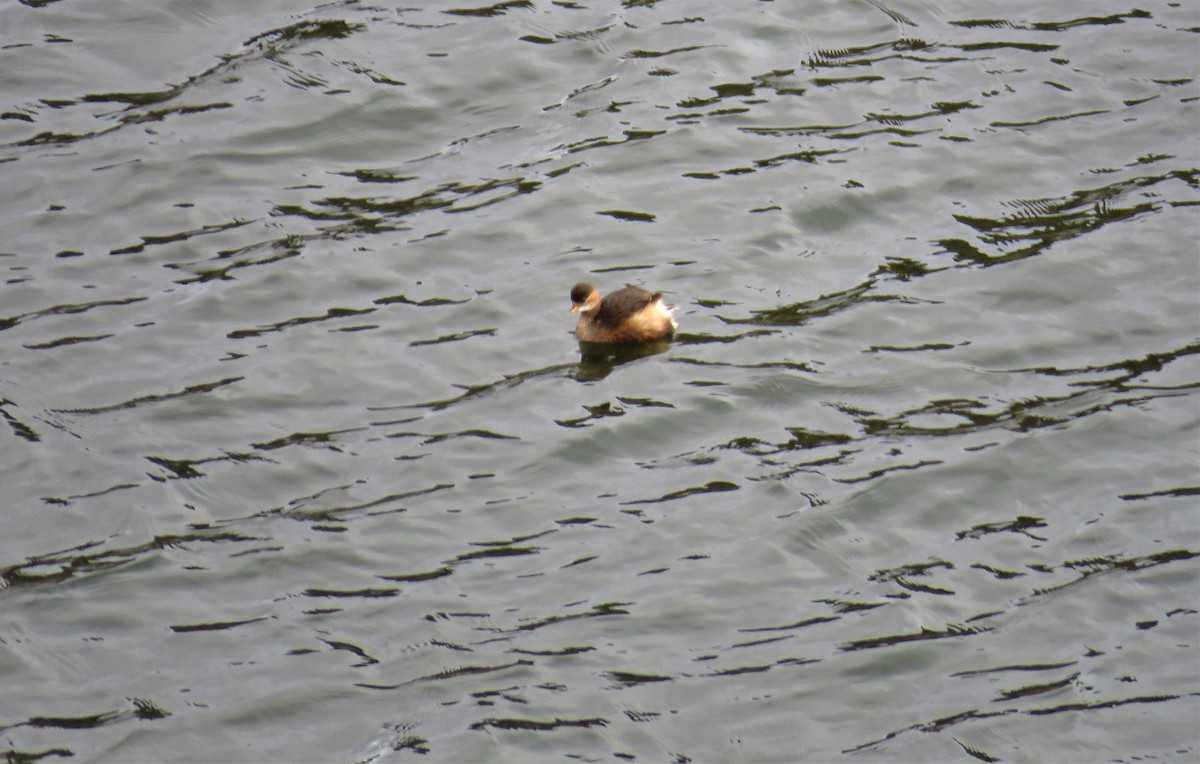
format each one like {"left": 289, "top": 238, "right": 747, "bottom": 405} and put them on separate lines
{"left": 570, "top": 282, "right": 677, "bottom": 344}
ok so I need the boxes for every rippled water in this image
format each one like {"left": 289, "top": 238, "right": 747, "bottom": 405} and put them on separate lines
{"left": 2, "top": 1, "right": 1198, "bottom": 761}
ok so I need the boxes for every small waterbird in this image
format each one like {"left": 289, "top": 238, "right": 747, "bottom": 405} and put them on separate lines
{"left": 569, "top": 282, "right": 677, "bottom": 344}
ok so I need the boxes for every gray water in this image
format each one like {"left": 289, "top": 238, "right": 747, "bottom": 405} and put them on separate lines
{"left": 2, "top": 1, "right": 1198, "bottom": 762}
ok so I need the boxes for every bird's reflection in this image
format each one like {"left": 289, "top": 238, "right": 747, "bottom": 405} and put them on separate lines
{"left": 573, "top": 339, "right": 672, "bottom": 381}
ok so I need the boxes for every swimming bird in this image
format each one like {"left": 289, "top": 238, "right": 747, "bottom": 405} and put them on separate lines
{"left": 570, "top": 282, "right": 677, "bottom": 344}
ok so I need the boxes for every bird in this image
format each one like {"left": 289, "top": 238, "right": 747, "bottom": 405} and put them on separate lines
{"left": 569, "top": 282, "right": 677, "bottom": 344}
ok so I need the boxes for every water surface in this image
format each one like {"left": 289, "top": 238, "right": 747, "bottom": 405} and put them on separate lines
{"left": 2, "top": 0, "right": 1198, "bottom": 761}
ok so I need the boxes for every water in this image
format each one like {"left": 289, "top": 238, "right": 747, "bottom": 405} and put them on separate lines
{"left": 2, "top": 1, "right": 1198, "bottom": 761}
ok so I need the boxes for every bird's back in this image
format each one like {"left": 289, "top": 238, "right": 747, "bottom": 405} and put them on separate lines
{"left": 593, "top": 285, "right": 657, "bottom": 327}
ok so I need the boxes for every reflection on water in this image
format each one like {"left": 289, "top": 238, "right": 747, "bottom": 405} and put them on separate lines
{"left": 574, "top": 339, "right": 672, "bottom": 381}
{"left": 1, "top": 0, "right": 1198, "bottom": 761}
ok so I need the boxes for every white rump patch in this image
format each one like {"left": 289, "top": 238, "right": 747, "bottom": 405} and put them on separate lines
{"left": 650, "top": 297, "right": 678, "bottom": 329}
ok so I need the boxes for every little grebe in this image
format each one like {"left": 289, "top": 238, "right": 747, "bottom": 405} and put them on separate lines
{"left": 570, "top": 282, "right": 677, "bottom": 344}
